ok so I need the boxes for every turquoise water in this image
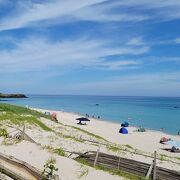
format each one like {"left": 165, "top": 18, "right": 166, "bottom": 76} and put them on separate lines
{"left": 2, "top": 95, "right": 180, "bottom": 135}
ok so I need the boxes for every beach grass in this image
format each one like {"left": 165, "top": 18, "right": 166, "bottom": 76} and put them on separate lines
{"left": 0, "top": 103, "right": 52, "bottom": 131}
{"left": 0, "top": 103, "right": 51, "bottom": 119}
{"left": 66, "top": 125, "right": 108, "bottom": 142}
{"left": 107, "top": 144, "right": 122, "bottom": 152}
{"left": 43, "top": 145, "right": 66, "bottom": 157}
{"left": 95, "top": 165, "right": 147, "bottom": 180}
{"left": 78, "top": 164, "right": 89, "bottom": 178}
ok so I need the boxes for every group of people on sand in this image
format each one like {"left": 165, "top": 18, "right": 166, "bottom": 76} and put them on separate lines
{"left": 45, "top": 111, "right": 58, "bottom": 122}
{"left": 85, "top": 113, "right": 100, "bottom": 119}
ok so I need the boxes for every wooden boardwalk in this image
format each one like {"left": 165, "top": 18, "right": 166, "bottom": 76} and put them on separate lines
{"left": 0, "top": 153, "right": 43, "bottom": 180}
{"left": 77, "top": 151, "right": 180, "bottom": 180}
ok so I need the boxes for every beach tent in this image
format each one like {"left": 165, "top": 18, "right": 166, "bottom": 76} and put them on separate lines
{"left": 163, "top": 140, "right": 180, "bottom": 148}
{"left": 119, "top": 127, "right": 128, "bottom": 134}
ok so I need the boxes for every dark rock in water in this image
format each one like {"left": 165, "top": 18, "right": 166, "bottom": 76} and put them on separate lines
{"left": 174, "top": 106, "right": 179, "bottom": 108}
{"left": 95, "top": 104, "right": 99, "bottom": 106}
{"left": 0, "top": 93, "right": 27, "bottom": 98}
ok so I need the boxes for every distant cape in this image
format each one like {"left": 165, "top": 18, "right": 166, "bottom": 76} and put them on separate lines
{"left": 0, "top": 93, "right": 27, "bottom": 98}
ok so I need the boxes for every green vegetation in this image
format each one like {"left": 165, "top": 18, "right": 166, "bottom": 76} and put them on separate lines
{"left": 66, "top": 125, "right": 107, "bottom": 141}
{"left": 42, "top": 158, "right": 58, "bottom": 179}
{"left": 55, "top": 131, "right": 85, "bottom": 143}
{"left": 78, "top": 165, "right": 89, "bottom": 178}
{"left": 43, "top": 145, "right": 66, "bottom": 157}
{"left": 124, "top": 144, "right": 133, "bottom": 149}
{"left": 0, "top": 103, "right": 52, "bottom": 131}
{"left": 175, "top": 157, "right": 180, "bottom": 161}
{"left": 0, "top": 103, "right": 50, "bottom": 119}
{"left": 159, "top": 154, "right": 167, "bottom": 161}
{"left": 107, "top": 144, "right": 121, "bottom": 152}
{"left": 53, "top": 148, "right": 66, "bottom": 156}
{"left": 0, "top": 93, "right": 27, "bottom": 98}
{"left": 76, "top": 157, "right": 91, "bottom": 166}
{"left": 0, "top": 128, "right": 8, "bottom": 138}
{"left": 95, "top": 165, "right": 147, "bottom": 180}
{"left": 106, "top": 143, "right": 134, "bottom": 153}
{"left": 2, "top": 137, "right": 20, "bottom": 145}
{"left": 63, "top": 134, "right": 85, "bottom": 143}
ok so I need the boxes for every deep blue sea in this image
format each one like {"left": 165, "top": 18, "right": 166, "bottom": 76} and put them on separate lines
{"left": 2, "top": 95, "right": 180, "bottom": 135}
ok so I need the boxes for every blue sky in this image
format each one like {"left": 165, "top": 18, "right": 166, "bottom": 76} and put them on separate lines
{"left": 0, "top": 0, "right": 180, "bottom": 96}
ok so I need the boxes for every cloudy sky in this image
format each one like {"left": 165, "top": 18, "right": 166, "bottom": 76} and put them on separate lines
{"left": 0, "top": 0, "right": 180, "bottom": 96}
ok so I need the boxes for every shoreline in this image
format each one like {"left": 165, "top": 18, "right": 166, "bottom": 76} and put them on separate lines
{"left": 0, "top": 103, "right": 180, "bottom": 179}
{"left": 32, "top": 106, "right": 179, "bottom": 137}
{"left": 33, "top": 107, "right": 180, "bottom": 156}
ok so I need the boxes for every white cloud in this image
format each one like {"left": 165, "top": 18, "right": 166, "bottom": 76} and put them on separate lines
{"left": 0, "top": 0, "right": 107, "bottom": 31}
{"left": 175, "top": 38, "right": 180, "bottom": 44}
{"left": 0, "top": 37, "right": 149, "bottom": 73}
{"left": 60, "top": 72, "right": 180, "bottom": 96}
{"left": 0, "top": 0, "right": 152, "bottom": 32}
{"left": 73, "top": 3, "right": 149, "bottom": 22}
{"left": 94, "top": 60, "right": 141, "bottom": 70}
{"left": 0, "top": 0, "right": 179, "bottom": 31}
{"left": 116, "top": 0, "right": 180, "bottom": 21}
{"left": 127, "top": 37, "right": 145, "bottom": 46}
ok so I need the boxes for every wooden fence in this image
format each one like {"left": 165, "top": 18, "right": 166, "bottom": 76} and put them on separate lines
{"left": 77, "top": 151, "right": 180, "bottom": 180}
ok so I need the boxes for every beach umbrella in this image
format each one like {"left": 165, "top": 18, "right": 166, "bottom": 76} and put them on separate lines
{"left": 76, "top": 117, "right": 90, "bottom": 122}
{"left": 121, "top": 121, "right": 129, "bottom": 127}
{"left": 164, "top": 140, "right": 180, "bottom": 148}
{"left": 124, "top": 122, "right": 129, "bottom": 127}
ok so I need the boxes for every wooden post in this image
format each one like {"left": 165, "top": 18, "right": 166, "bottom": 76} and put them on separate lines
{"left": 118, "top": 157, "right": 121, "bottom": 169}
{"left": 93, "top": 145, "right": 100, "bottom": 166}
{"left": 145, "top": 161, "right": 153, "bottom": 179}
{"left": 22, "top": 124, "right": 25, "bottom": 140}
{"left": 153, "top": 151, "right": 157, "bottom": 180}
{"left": 134, "top": 149, "right": 137, "bottom": 154}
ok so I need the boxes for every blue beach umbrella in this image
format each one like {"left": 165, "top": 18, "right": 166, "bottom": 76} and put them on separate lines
{"left": 124, "top": 122, "right": 129, "bottom": 127}
{"left": 121, "top": 121, "right": 129, "bottom": 127}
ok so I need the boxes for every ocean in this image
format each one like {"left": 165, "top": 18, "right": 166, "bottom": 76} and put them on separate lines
{"left": 2, "top": 95, "right": 180, "bottom": 135}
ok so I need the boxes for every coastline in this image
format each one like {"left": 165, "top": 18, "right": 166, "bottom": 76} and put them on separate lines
{"left": 0, "top": 103, "right": 180, "bottom": 179}
{"left": 33, "top": 107, "right": 179, "bottom": 137}
{"left": 33, "top": 107, "right": 180, "bottom": 157}
{"left": 3, "top": 94, "right": 180, "bottom": 135}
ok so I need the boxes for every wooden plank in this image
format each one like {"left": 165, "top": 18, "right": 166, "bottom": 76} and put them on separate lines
{"left": 22, "top": 124, "right": 25, "bottom": 140}
{"left": 153, "top": 151, "right": 157, "bottom": 180}
{"left": 145, "top": 161, "right": 153, "bottom": 179}
{"left": 86, "top": 158, "right": 148, "bottom": 176}
{"left": 0, "top": 164, "right": 25, "bottom": 180}
{"left": 77, "top": 151, "right": 180, "bottom": 180}
{"left": 0, "top": 153, "right": 43, "bottom": 179}
{"left": 93, "top": 145, "right": 100, "bottom": 166}
{"left": 117, "top": 157, "right": 121, "bottom": 169}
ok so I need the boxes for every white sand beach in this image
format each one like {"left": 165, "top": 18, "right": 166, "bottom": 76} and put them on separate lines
{"left": 0, "top": 107, "right": 180, "bottom": 180}
{"left": 0, "top": 141, "right": 123, "bottom": 180}
{"left": 35, "top": 108, "right": 180, "bottom": 157}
